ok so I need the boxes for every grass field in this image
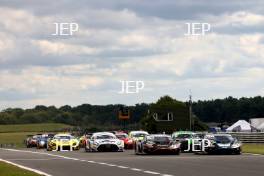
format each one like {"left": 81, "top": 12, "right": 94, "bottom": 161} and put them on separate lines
{"left": 0, "top": 161, "right": 42, "bottom": 176}
{"left": 242, "top": 143, "right": 264, "bottom": 155}
{"left": 0, "top": 123, "right": 73, "bottom": 148}
{"left": 0, "top": 123, "right": 72, "bottom": 133}
{"left": 0, "top": 132, "right": 39, "bottom": 148}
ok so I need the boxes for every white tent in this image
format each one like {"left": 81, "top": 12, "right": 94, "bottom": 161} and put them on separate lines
{"left": 257, "top": 123, "right": 264, "bottom": 132}
{"left": 250, "top": 118, "right": 264, "bottom": 128}
{"left": 226, "top": 120, "right": 256, "bottom": 132}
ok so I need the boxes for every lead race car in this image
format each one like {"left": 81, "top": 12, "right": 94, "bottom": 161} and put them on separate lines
{"left": 135, "top": 134, "right": 181, "bottom": 155}
{"left": 85, "top": 132, "right": 124, "bottom": 152}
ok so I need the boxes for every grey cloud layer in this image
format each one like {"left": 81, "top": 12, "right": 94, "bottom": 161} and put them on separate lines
{"left": 0, "top": 0, "right": 263, "bottom": 109}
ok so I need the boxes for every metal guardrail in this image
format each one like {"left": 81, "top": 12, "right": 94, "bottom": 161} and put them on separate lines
{"left": 220, "top": 132, "right": 264, "bottom": 143}
{"left": 0, "top": 143, "right": 16, "bottom": 148}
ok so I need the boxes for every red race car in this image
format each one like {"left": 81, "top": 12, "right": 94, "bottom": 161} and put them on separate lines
{"left": 25, "top": 134, "right": 42, "bottom": 148}
{"left": 115, "top": 132, "right": 133, "bottom": 149}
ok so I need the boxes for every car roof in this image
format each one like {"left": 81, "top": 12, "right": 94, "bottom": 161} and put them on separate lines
{"left": 172, "top": 131, "right": 196, "bottom": 135}
{"left": 211, "top": 134, "right": 232, "bottom": 137}
{"left": 148, "top": 134, "right": 171, "bottom": 137}
{"left": 93, "top": 132, "right": 116, "bottom": 136}
{"left": 129, "top": 131, "right": 149, "bottom": 134}
{"left": 54, "top": 134, "right": 72, "bottom": 137}
{"left": 115, "top": 133, "right": 128, "bottom": 135}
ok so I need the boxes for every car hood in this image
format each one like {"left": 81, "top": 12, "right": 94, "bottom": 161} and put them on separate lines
{"left": 216, "top": 143, "right": 231, "bottom": 148}
{"left": 95, "top": 139, "right": 120, "bottom": 144}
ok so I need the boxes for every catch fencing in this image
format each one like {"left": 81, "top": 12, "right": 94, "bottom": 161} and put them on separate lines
{"left": 220, "top": 132, "right": 264, "bottom": 143}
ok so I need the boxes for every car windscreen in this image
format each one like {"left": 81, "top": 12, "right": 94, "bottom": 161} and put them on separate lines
{"left": 54, "top": 136, "right": 72, "bottom": 140}
{"left": 147, "top": 136, "right": 172, "bottom": 144}
{"left": 132, "top": 133, "right": 147, "bottom": 138}
{"left": 116, "top": 134, "right": 128, "bottom": 139}
{"left": 39, "top": 137, "right": 48, "bottom": 141}
{"left": 214, "top": 136, "right": 233, "bottom": 143}
{"left": 33, "top": 136, "right": 41, "bottom": 139}
{"left": 176, "top": 134, "right": 192, "bottom": 139}
{"left": 96, "top": 135, "right": 115, "bottom": 139}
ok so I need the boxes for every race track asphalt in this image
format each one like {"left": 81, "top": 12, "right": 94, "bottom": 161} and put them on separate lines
{"left": 0, "top": 148, "right": 263, "bottom": 176}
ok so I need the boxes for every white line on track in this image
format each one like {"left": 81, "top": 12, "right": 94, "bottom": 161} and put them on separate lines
{"left": 0, "top": 148, "right": 174, "bottom": 176}
{"left": 144, "top": 171, "right": 161, "bottom": 175}
{"left": 0, "top": 158, "right": 52, "bottom": 176}
{"left": 130, "top": 168, "right": 142, "bottom": 171}
{"left": 117, "top": 165, "right": 129, "bottom": 169}
{"left": 7, "top": 158, "right": 63, "bottom": 161}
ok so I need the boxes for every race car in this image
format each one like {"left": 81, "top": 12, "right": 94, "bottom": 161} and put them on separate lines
{"left": 172, "top": 131, "right": 200, "bottom": 152}
{"left": 47, "top": 133, "right": 80, "bottom": 151}
{"left": 135, "top": 134, "right": 181, "bottom": 155}
{"left": 85, "top": 132, "right": 124, "bottom": 152}
{"left": 79, "top": 135, "right": 87, "bottom": 148}
{"left": 25, "top": 134, "right": 42, "bottom": 148}
{"left": 115, "top": 132, "right": 132, "bottom": 149}
{"left": 201, "top": 134, "right": 242, "bottom": 155}
{"left": 36, "top": 134, "right": 54, "bottom": 149}
{"left": 128, "top": 131, "right": 149, "bottom": 148}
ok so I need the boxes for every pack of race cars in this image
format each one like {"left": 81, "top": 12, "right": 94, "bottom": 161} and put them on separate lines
{"left": 25, "top": 131, "right": 242, "bottom": 155}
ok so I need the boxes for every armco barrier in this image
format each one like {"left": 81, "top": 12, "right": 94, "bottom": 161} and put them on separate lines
{"left": 0, "top": 143, "right": 16, "bottom": 148}
{"left": 219, "top": 132, "right": 264, "bottom": 143}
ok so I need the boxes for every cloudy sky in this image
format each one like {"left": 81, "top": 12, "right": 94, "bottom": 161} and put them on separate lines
{"left": 0, "top": 0, "right": 264, "bottom": 110}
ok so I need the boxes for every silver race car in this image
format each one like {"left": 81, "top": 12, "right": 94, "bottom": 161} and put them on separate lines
{"left": 85, "top": 132, "right": 124, "bottom": 152}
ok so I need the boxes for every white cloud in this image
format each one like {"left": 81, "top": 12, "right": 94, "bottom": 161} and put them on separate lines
{"left": 32, "top": 40, "right": 99, "bottom": 55}
{"left": 0, "top": 2, "right": 264, "bottom": 109}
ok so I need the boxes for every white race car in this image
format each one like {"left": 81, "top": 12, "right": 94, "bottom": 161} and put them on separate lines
{"left": 85, "top": 132, "right": 124, "bottom": 152}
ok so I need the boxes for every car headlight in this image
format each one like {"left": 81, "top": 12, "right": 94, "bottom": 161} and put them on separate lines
{"left": 146, "top": 141, "right": 155, "bottom": 145}
{"left": 231, "top": 142, "right": 241, "bottom": 148}
{"left": 170, "top": 143, "right": 180, "bottom": 148}
{"left": 117, "top": 141, "right": 124, "bottom": 146}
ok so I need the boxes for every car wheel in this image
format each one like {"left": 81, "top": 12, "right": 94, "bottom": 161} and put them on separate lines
{"left": 86, "top": 143, "right": 92, "bottom": 152}
{"left": 234, "top": 149, "right": 241, "bottom": 155}
{"left": 135, "top": 144, "right": 139, "bottom": 155}
{"left": 174, "top": 150, "right": 180, "bottom": 155}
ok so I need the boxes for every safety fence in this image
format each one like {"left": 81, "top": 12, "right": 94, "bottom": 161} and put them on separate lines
{"left": 220, "top": 132, "right": 264, "bottom": 143}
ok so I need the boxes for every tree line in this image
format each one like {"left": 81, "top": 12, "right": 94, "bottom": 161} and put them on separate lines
{"left": 0, "top": 96, "right": 263, "bottom": 128}
{"left": 192, "top": 96, "right": 264, "bottom": 123}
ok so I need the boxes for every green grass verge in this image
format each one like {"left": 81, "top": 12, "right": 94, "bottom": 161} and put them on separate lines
{"left": 0, "top": 132, "right": 36, "bottom": 148}
{"left": 0, "top": 123, "right": 72, "bottom": 133}
{"left": 0, "top": 123, "right": 73, "bottom": 148}
{"left": 242, "top": 143, "right": 264, "bottom": 155}
{"left": 0, "top": 161, "right": 42, "bottom": 176}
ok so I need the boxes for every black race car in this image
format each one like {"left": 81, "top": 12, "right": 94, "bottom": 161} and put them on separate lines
{"left": 135, "top": 134, "right": 181, "bottom": 155}
{"left": 202, "top": 134, "right": 242, "bottom": 155}
{"left": 36, "top": 134, "right": 54, "bottom": 149}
